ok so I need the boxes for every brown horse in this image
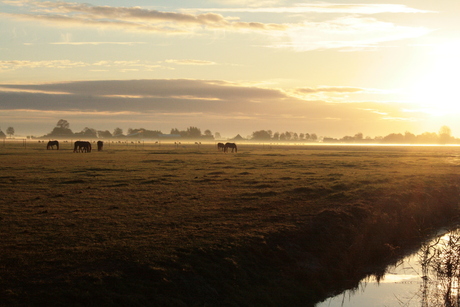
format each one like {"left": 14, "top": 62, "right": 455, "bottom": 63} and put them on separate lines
{"left": 74, "top": 141, "right": 92, "bottom": 153}
{"left": 217, "top": 143, "right": 225, "bottom": 151}
{"left": 46, "top": 140, "right": 59, "bottom": 150}
{"left": 224, "top": 142, "right": 237, "bottom": 153}
{"left": 97, "top": 140, "right": 103, "bottom": 151}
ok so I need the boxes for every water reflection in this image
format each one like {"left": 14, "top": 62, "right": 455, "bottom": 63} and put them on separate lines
{"left": 317, "top": 229, "right": 460, "bottom": 307}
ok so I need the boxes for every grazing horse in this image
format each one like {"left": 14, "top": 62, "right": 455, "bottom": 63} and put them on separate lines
{"left": 74, "top": 141, "right": 92, "bottom": 153}
{"left": 224, "top": 142, "right": 237, "bottom": 153}
{"left": 97, "top": 140, "right": 103, "bottom": 151}
{"left": 46, "top": 140, "right": 59, "bottom": 150}
{"left": 217, "top": 143, "right": 225, "bottom": 151}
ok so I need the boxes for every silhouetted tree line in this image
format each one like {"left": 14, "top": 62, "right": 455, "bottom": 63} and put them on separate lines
{"left": 323, "top": 126, "right": 457, "bottom": 145}
{"left": 35, "top": 120, "right": 459, "bottom": 144}
{"left": 251, "top": 130, "right": 318, "bottom": 142}
{"left": 41, "top": 120, "right": 217, "bottom": 140}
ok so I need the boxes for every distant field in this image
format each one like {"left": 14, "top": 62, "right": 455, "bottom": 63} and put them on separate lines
{"left": 2, "top": 141, "right": 460, "bottom": 306}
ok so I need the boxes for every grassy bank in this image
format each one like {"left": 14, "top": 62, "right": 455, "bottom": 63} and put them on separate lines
{"left": 1, "top": 142, "right": 460, "bottom": 306}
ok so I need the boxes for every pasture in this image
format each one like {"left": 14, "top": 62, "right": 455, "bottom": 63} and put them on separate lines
{"left": 1, "top": 141, "right": 460, "bottom": 306}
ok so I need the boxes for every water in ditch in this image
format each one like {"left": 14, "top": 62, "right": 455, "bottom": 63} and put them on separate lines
{"left": 317, "top": 229, "right": 460, "bottom": 307}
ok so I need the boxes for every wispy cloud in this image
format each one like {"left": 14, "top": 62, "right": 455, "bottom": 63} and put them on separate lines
{"left": 295, "top": 86, "right": 365, "bottom": 94}
{"left": 0, "top": 59, "right": 180, "bottom": 72}
{"left": 50, "top": 42, "right": 146, "bottom": 45}
{"left": 291, "top": 86, "right": 385, "bottom": 102}
{"left": 164, "top": 59, "right": 217, "bottom": 65}
{"left": 191, "top": 4, "right": 434, "bottom": 14}
{"left": 1, "top": 1, "right": 288, "bottom": 33}
{"left": 0, "top": 60, "right": 88, "bottom": 71}
{"left": 0, "top": 1, "right": 433, "bottom": 51}
{"left": 280, "top": 16, "right": 432, "bottom": 51}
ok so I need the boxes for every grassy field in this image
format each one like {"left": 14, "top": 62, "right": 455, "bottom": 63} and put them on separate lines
{"left": 1, "top": 141, "right": 460, "bottom": 306}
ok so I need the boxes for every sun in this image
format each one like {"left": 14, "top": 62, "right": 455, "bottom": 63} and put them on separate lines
{"left": 407, "top": 41, "right": 460, "bottom": 115}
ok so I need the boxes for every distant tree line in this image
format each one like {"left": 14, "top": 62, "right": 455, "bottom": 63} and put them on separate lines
{"left": 3, "top": 119, "right": 458, "bottom": 145}
{"left": 39, "top": 119, "right": 218, "bottom": 140}
{"left": 323, "top": 126, "right": 457, "bottom": 145}
{"left": 251, "top": 130, "right": 318, "bottom": 142}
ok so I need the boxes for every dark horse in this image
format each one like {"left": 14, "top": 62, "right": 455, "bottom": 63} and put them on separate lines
{"left": 46, "top": 140, "right": 59, "bottom": 150}
{"left": 74, "top": 141, "right": 92, "bottom": 153}
{"left": 217, "top": 142, "right": 225, "bottom": 151}
{"left": 97, "top": 140, "right": 103, "bottom": 151}
{"left": 224, "top": 142, "right": 237, "bottom": 153}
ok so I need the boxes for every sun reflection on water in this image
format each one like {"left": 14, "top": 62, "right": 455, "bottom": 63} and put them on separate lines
{"left": 317, "top": 228, "right": 460, "bottom": 307}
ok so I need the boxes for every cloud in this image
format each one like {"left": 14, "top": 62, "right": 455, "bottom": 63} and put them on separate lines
{"left": 164, "top": 59, "right": 217, "bottom": 65}
{"left": 278, "top": 16, "right": 432, "bottom": 51}
{"left": 192, "top": 4, "right": 434, "bottom": 14}
{"left": 0, "top": 79, "right": 414, "bottom": 119}
{"left": 1, "top": 1, "right": 433, "bottom": 51}
{"left": 295, "top": 86, "right": 365, "bottom": 94}
{"left": 0, "top": 79, "right": 289, "bottom": 112}
{"left": 1, "top": 1, "right": 288, "bottom": 33}
{"left": 50, "top": 42, "right": 146, "bottom": 45}
{"left": 0, "top": 78, "right": 431, "bottom": 137}
{"left": 0, "top": 59, "right": 172, "bottom": 72}
{"left": 0, "top": 60, "right": 88, "bottom": 72}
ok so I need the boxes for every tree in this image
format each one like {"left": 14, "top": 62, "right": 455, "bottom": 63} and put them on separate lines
{"left": 439, "top": 126, "right": 452, "bottom": 144}
{"left": 186, "top": 126, "right": 201, "bottom": 138}
{"left": 382, "top": 133, "right": 405, "bottom": 143}
{"left": 6, "top": 127, "right": 14, "bottom": 138}
{"left": 80, "top": 127, "right": 97, "bottom": 138}
{"left": 47, "top": 126, "right": 73, "bottom": 137}
{"left": 404, "top": 131, "right": 416, "bottom": 144}
{"left": 113, "top": 127, "right": 123, "bottom": 137}
{"left": 310, "top": 133, "right": 318, "bottom": 141}
{"left": 439, "top": 125, "right": 452, "bottom": 136}
{"left": 98, "top": 130, "right": 112, "bottom": 138}
{"left": 0, "top": 130, "right": 5, "bottom": 139}
{"left": 417, "top": 132, "right": 438, "bottom": 144}
{"left": 284, "top": 131, "right": 292, "bottom": 141}
{"left": 215, "top": 132, "right": 221, "bottom": 139}
{"left": 56, "top": 119, "right": 70, "bottom": 129}
{"left": 252, "top": 130, "right": 272, "bottom": 140}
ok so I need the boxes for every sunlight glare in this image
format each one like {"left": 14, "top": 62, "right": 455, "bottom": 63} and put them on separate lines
{"left": 408, "top": 41, "right": 460, "bottom": 115}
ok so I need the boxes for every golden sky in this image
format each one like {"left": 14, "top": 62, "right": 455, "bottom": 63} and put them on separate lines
{"left": 0, "top": 0, "right": 459, "bottom": 138}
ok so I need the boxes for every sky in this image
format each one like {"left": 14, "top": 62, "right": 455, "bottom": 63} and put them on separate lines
{"left": 1, "top": 0, "right": 460, "bottom": 139}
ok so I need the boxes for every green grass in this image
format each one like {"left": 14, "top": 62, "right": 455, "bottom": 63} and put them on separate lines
{"left": 1, "top": 141, "right": 460, "bottom": 306}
